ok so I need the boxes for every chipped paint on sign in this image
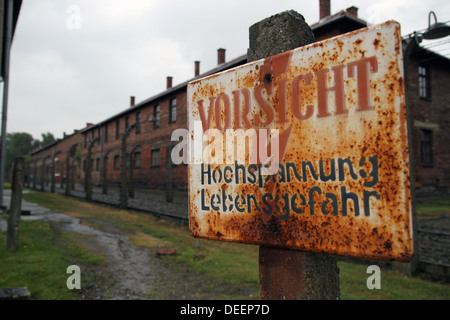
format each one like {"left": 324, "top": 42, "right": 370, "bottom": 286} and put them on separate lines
{"left": 187, "top": 21, "right": 413, "bottom": 261}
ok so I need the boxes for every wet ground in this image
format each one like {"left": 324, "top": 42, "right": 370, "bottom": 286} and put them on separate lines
{"left": 1, "top": 188, "right": 449, "bottom": 299}
{"left": 52, "top": 185, "right": 450, "bottom": 270}
{"left": 0, "top": 190, "right": 256, "bottom": 300}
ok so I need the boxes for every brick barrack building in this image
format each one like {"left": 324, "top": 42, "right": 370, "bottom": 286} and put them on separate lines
{"left": 28, "top": 1, "right": 450, "bottom": 202}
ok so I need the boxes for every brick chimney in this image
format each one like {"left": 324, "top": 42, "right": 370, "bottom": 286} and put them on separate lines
{"left": 195, "top": 61, "right": 200, "bottom": 76}
{"left": 167, "top": 76, "right": 173, "bottom": 89}
{"left": 218, "top": 48, "right": 226, "bottom": 65}
{"left": 130, "top": 96, "right": 135, "bottom": 107}
{"left": 346, "top": 6, "right": 358, "bottom": 18}
{"left": 319, "top": 0, "right": 331, "bottom": 20}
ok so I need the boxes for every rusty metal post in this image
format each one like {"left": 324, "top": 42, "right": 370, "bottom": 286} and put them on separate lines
{"left": 248, "top": 10, "right": 340, "bottom": 300}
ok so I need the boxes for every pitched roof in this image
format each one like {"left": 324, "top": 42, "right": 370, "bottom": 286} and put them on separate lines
{"left": 310, "top": 8, "right": 367, "bottom": 31}
{"left": 81, "top": 54, "right": 247, "bottom": 133}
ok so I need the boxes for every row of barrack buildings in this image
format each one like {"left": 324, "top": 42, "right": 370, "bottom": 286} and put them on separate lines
{"left": 27, "top": 1, "right": 450, "bottom": 202}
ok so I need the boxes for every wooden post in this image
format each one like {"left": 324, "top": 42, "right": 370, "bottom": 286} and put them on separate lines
{"left": 248, "top": 10, "right": 340, "bottom": 300}
{"left": 6, "top": 156, "right": 24, "bottom": 252}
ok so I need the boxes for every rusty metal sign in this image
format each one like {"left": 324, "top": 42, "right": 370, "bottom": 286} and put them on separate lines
{"left": 187, "top": 21, "right": 413, "bottom": 261}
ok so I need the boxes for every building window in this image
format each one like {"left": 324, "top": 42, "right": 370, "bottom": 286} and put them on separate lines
{"left": 115, "top": 120, "right": 120, "bottom": 140}
{"left": 418, "top": 65, "right": 431, "bottom": 100}
{"left": 154, "top": 105, "right": 160, "bottom": 128}
{"left": 96, "top": 158, "right": 100, "bottom": 171}
{"left": 169, "top": 98, "right": 177, "bottom": 123}
{"left": 151, "top": 148, "right": 160, "bottom": 166}
{"left": 136, "top": 112, "right": 141, "bottom": 134}
{"left": 104, "top": 124, "right": 108, "bottom": 142}
{"left": 114, "top": 155, "right": 120, "bottom": 170}
{"left": 420, "top": 129, "right": 433, "bottom": 166}
{"left": 125, "top": 116, "right": 130, "bottom": 132}
{"left": 134, "top": 152, "right": 141, "bottom": 168}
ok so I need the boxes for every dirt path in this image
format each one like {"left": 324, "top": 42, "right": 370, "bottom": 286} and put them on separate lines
{"left": 54, "top": 214, "right": 227, "bottom": 300}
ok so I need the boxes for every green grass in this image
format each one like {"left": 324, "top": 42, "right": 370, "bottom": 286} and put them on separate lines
{"left": 416, "top": 197, "right": 450, "bottom": 218}
{"left": 18, "top": 190, "right": 450, "bottom": 300}
{"left": 339, "top": 261, "right": 450, "bottom": 300}
{"left": 0, "top": 216, "right": 103, "bottom": 299}
{"left": 23, "top": 191, "right": 260, "bottom": 290}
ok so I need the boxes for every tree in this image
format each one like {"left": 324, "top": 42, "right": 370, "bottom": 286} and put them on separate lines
{"left": 40, "top": 132, "right": 56, "bottom": 146}
{"left": 2, "top": 131, "right": 57, "bottom": 181}
{"left": 4, "top": 132, "right": 34, "bottom": 179}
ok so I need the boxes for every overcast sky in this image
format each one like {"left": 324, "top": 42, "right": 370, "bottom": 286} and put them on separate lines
{"left": 5, "top": 0, "right": 450, "bottom": 140}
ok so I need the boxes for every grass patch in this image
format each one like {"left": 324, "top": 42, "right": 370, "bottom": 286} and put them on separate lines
{"left": 339, "top": 261, "right": 450, "bottom": 300}
{"left": 0, "top": 215, "right": 102, "bottom": 299}
{"left": 62, "top": 232, "right": 104, "bottom": 266}
{"left": 21, "top": 190, "right": 450, "bottom": 300}
{"left": 23, "top": 191, "right": 261, "bottom": 292}
{"left": 416, "top": 197, "right": 450, "bottom": 218}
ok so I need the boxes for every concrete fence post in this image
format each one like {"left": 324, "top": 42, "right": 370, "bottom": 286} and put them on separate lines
{"left": 248, "top": 10, "right": 340, "bottom": 300}
{"left": 165, "top": 142, "right": 174, "bottom": 203}
{"left": 6, "top": 156, "right": 24, "bottom": 252}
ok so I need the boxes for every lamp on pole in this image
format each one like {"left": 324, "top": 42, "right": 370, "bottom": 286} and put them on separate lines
{"left": 422, "top": 11, "right": 450, "bottom": 40}
{"left": 402, "top": 11, "right": 449, "bottom": 276}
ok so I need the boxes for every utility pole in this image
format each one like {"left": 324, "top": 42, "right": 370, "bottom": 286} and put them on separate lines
{"left": 0, "top": 0, "right": 14, "bottom": 209}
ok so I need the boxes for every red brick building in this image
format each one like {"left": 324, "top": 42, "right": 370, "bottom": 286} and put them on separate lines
{"left": 405, "top": 46, "right": 450, "bottom": 196}
{"left": 77, "top": 50, "right": 246, "bottom": 192}
{"left": 28, "top": 127, "right": 84, "bottom": 191}
{"left": 28, "top": 0, "right": 450, "bottom": 198}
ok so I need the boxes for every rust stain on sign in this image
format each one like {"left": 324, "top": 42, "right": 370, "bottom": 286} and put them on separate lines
{"left": 187, "top": 21, "right": 413, "bottom": 261}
